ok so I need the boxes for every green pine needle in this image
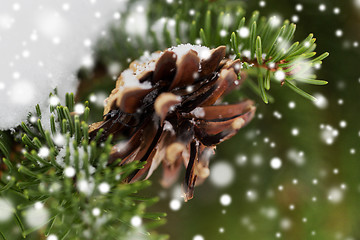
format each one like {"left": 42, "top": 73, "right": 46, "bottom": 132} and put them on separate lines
{"left": 284, "top": 80, "right": 317, "bottom": 101}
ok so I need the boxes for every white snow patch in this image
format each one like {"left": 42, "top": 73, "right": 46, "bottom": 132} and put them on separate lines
{"left": 47, "top": 235, "right": 58, "bottom": 240}
{"left": 319, "top": 4, "right": 326, "bottom": 12}
{"left": 246, "top": 189, "right": 258, "bottom": 202}
{"left": 53, "top": 133, "right": 66, "bottom": 146}
{"left": 270, "top": 157, "right": 282, "bottom": 169}
{"left": 24, "top": 204, "right": 49, "bottom": 228}
{"left": 121, "top": 69, "right": 153, "bottom": 89}
{"left": 137, "top": 51, "right": 163, "bottom": 65}
{"left": 280, "top": 218, "right": 292, "bottom": 230}
{"left": 328, "top": 187, "right": 344, "bottom": 204}
{"left": 320, "top": 124, "right": 338, "bottom": 145}
{"left": 274, "top": 70, "right": 285, "bottom": 81}
{"left": 77, "top": 178, "right": 95, "bottom": 196}
{"left": 355, "top": 0, "right": 360, "bottom": 8}
{"left": 238, "top": 27, "right": 250, "bottom": 38}
{"left": 131, "top": 216, "right": 142, "bottom": 227}
{"left": 56, "top": 137, "right": 94, "bottom": 174}
{"left": 209, "top": 161, "right": 235, "bottom": 188}
{"left": 295, "top": 4, "right": 303, "bottom": 11}
{"left": 269, "top": 16, "right": 281, "bottom": 27}
{"left": 313, "top": 93, "right": 328, "bottom": 109}
{"left": 287, "top": 149, "right": 306, "bottom": 166}
{"left": 74, "top": 103, "right": 85, "bottom": 115}
{"left": 0, "top": 0, "right": 129, "bottom": 130}
{"left": 235, "top": 154, "right": 247, "bottom": 166}
{"left": 169, "top": 199, "right": 181, "bottom": 211}
{"left": 193, "top": 235, "right": 204, "bottom": 240}
{"left": 64, "top": 166, "right": 76, "bottom": 178}
{"left": 190, "top": 107, "right": 205, "bottom": 118}
{"left": 38, "top": 146, "right": 50, "bottom": 158}
{"left": 119, "top": 43, "right": 212, "bottom": 92}
{"left": 168, "top": 44, "right": 211, "bottom": 60}
{"left": 125, "top": 2, "right": 148, "bottom": 37}
{"left": 163, "top": 120, "right": 175, "bottom": 134}
{"left": 98, "top": 182, "right": 110, "bottom": 194}
{"left": 92, "top": 208, "right": 101, "bottom": 217}
{"left": 220, "top": 194, "right": 232, "bottom": 206}
{"left": 49, "top": 96, "right": 60, "bottom": 106}
{"left": 0, "top": 198, "right": 13, "bottom": 222}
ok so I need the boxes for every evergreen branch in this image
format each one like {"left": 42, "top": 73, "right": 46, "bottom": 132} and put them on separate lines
{"left": 0, "top": 93, "right": 167, "bottom": 240}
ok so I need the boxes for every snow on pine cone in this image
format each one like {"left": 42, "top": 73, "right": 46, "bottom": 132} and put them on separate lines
{"left": 89, "top": 44, "right": 256, "bottom": 201}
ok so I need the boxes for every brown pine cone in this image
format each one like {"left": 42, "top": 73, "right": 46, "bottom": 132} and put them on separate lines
{"left": 89, "top": 44, "right": 256, "bottom": 201}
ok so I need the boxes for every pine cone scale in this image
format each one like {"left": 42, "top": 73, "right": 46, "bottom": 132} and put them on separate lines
{"left": 199, "top": 46, "right": 226, "bottom": 77}
{"left": 186, "top": 100, "right": 255, "bottom": 121}
{"left": 169, "top": 51, "right": 200, "bottom": 90}
{"left": 117, "top": 87, "right": 154, "bottom": 113}
{"left": 152, "top": 51, "right": 177, "bottom": 83}
{"left": 183, "top": 141, "right": 198, "bottom": 201}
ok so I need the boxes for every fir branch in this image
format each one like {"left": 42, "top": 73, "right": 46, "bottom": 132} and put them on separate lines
{"left": 0, "top": 94, "right": 167, "bottom": 240}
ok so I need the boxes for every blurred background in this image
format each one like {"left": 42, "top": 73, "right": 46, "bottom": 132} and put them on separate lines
{"left": 95, "top": 0, "right": 359, "bottom": 239}
{"left": 144, "top": 1, "right": 360, "bottom": 239}
{"left": 1, "top": 0, "right": 360, "bottom": 239}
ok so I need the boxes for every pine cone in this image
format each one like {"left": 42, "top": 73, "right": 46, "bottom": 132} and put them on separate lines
{"left": 89, "top": 44, "right": 256, "bottom": 201}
